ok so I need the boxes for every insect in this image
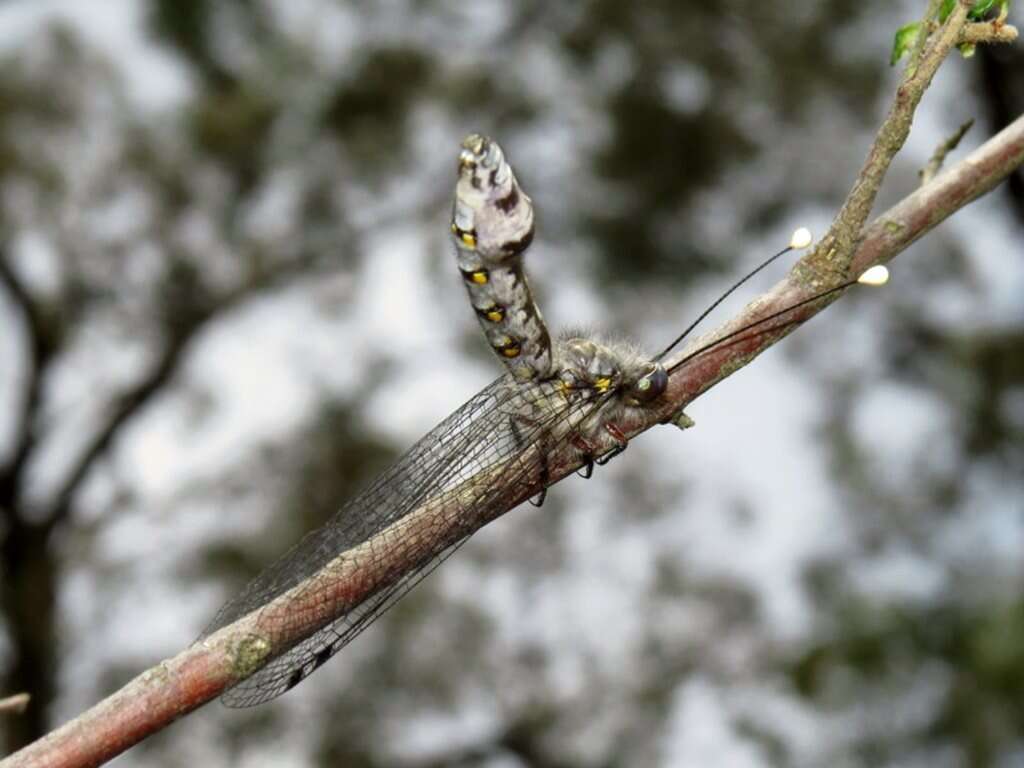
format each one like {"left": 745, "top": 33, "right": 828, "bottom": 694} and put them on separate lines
{"left": 200, "top": 135, "right": 887, "bottom": 707}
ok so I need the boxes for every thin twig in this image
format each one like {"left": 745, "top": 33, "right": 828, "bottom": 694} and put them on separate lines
{"left": 921, "top": 118, "right": 974, "bottom": 184}
{"left": 0, "top": 694, "right": 30, "bottom": 716}
{"left": 960, "top": 20, "right": 1019, "bottom": 45}
{"left": 907, "top": 0, "right": 945, "bottom": 72}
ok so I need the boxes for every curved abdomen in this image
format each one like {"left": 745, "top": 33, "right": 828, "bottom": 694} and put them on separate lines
{"left": 451, "top": 134, "right": 553, "bottom": 381}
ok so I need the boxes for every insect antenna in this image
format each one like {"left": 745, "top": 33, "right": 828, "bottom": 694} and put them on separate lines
{"left": 655, "top": 227, "right": 815, "bottom": 361}
{"left": 665, "top": 265, "right": 890, "bottom": 375}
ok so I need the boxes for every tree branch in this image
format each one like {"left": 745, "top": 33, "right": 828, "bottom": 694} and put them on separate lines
{"left": 38, "top": 192, "right": 440, "bottom": 527}
{"left": 42, "top": 335, "right": 189, "bottom": 527}
{"left": 920, "top": 118, "right": 974, "bottom": 184}
{"left": 960, "top": 21, "right": 1018, "bottom": 47}
{"left": 40, "top": 253, "right": 336, "bottom": 528}
{"left": 0, "top": 254, "right": 59, "bottom": 509}
{"left": 4, "top": 97, "right": 1022, "bottom": 768}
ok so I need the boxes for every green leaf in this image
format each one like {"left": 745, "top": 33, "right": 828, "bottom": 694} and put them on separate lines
{"left": 968, "top": 0, "right": 997, "bottom": 17}
{"left": 958, "top": 41, "right": 978, "bottom": 56}
{"left": 941, "top": 0, "right": 1009, "bottom": 22}
{"left": 976, "top": 0, "right": 1011, "bottom": 19}
{"left": 891, "top": 21, "right": 922, "bottom": 65}
{"left": 900, "top": 0, "right": 1009, "bottom": 66}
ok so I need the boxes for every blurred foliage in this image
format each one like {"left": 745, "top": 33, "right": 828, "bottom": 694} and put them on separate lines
{"left": 792, "top": 581, "right": 1024, "bottom": 766}
{"left": 323, "top": 48, "right": 436, "bottom": 172}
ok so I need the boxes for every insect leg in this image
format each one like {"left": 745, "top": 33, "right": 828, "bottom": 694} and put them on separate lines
{"left": 595, "top": 423, "right": 629, "bottom": 466}
{"left": 569, "top": 434, "right": 596, "bottom": 478}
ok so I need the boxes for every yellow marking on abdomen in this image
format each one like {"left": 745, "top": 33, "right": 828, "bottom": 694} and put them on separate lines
{"left": 451, "top": 224, "right": 477, "bottom": 250}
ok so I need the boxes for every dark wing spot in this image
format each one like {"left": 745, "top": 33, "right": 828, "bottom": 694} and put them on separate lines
{"left": 313, "top": 646, "right": 333, "bottom": 670}
{"left": 285, "top": 667, "right": 305, "bottom": 691}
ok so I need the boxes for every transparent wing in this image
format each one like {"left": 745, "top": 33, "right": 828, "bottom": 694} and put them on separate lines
{"left": 200, "top": 373, "right": 600, "bottom": 707}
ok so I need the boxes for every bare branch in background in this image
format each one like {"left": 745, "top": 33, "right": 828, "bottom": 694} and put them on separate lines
{"left": 0, "top": 254, "right": 60, "bottom": 507}
{"left": 42, "top": 333, "right": 190, "bottom": 526}
{"left": 35, "top": 189, "right": 436, "bottom": 528}
{"left": 41, "top": 251, "right": 338, "bottom": 528}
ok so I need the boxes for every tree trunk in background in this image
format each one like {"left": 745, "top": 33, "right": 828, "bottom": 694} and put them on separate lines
{"left": 1, "top": 516, "right": 57, "bottom": 752}
{"left": 981, "top": 46, "right": 1024, "bottom": 220}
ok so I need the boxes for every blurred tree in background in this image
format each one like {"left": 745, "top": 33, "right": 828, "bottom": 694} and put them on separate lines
{"left": 0, "top": 1, "right": 1021, "bottom": 766}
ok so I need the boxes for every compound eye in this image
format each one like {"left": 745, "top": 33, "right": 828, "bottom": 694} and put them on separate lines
{"left": 632, "top": 365, "right": 668, "bottom": 403}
